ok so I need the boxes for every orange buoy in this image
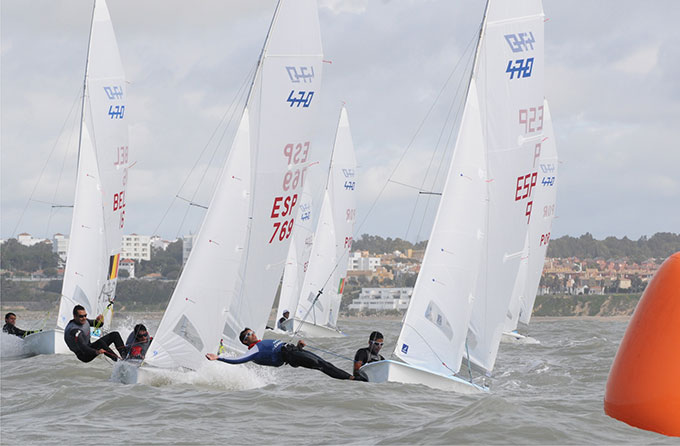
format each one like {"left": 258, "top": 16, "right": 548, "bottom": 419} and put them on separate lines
{"left": 604, "top": 252, "right": 680, "bottom": 436}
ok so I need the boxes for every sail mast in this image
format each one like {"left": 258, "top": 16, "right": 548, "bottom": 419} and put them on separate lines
{"left": 74, "top": 0, "right": 97, "bottom": 173}
{"left": 231, "top": 0, "right": 283, "bottom": 317}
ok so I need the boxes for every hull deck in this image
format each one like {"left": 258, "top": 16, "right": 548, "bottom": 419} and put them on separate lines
{"left": 360, "top": 360, "right": 488, "bottom": 394}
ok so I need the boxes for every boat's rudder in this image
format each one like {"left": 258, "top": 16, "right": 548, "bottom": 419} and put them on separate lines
{"left": 604, "top": 252, "right": 680, "bottom": 437}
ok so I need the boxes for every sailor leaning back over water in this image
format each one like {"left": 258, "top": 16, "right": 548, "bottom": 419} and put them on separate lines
{"left": 206, "top": 328, "right": 363, "bottom": 381}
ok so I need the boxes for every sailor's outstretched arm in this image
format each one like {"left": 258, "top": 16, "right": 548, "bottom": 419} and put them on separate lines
{"left": 206, "top": 347, "right": 259, "bottom": 364}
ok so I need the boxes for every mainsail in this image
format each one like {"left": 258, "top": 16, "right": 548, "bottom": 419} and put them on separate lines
{"left": 146, "top": 0, "right": 323, "bottom": 370}
{"left": 293, "top": 106, "right": 358, "bottom": 332}
{"left": 504, "top": 99, "right": 558, "bottom": 332}
{"left": 465, "top": 0, "right": 546, "bottom": 374}
{"left": 56, "top": 0, "right": 128, "bottom": 331}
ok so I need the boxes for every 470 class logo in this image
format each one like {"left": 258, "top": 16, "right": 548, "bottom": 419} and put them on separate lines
{"left": 504, "top": 31, "right": 536, "bottom": 80}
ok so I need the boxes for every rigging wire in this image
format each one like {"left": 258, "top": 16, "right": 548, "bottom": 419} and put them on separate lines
{"left": 143, "top": 61, "right": 259, "bottom": 329}
{"left": 11, "top": 87, "right": 82, "bottom": 238}
{"left": 353, "top": 28, "right": 480, "bottom": 240}
{"left": 44, "top": 94, "right": 82, "bottom": 239}
{"left": 149, "top": 61, "right": 257, "bottom": 239}
{"left": 413, "top": 42, "right": 477, "bottom": 243}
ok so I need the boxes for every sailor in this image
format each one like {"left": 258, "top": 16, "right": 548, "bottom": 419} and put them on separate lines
{"left": 124, "top": 324, "right": 153, "bottom": 360}
{"left": 3, "top": 312, "right": 40, "bottom": 338}
{"left": 64, "top": 305, "right": 126, "bottom": 362}
{"left": 353, "top": 331, "right": 385, "bottom": 379}
{"left": 206, "top": 328, "right": 358, "bottom": 380}
{"left": 277, "top": 310, "right": 292, "bottom": 331}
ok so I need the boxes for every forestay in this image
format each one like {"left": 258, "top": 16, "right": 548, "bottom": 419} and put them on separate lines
{"left": 57, "top": 0, "right": 128, "bottom": 331}
{"left": 294, "top": 106, "right": 357, "bottom": 330}
{"left": 146, "top": 0, "right": 323, "bottom": 369}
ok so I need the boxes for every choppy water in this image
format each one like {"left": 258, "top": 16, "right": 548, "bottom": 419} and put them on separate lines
{"left": 0, "top": 316, "right": 675, "bottom": 444}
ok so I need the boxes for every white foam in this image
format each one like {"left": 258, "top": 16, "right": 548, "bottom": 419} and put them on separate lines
{"left": 112, "top": 360, "right": 277, "bottom": 391}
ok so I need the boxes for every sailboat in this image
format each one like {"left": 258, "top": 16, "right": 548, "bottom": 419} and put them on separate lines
{"left": 502, "top": 99, "right": 558, "bottom": 344}
{"left": 141, "top": 0, "right": 323, "bottom": 372}
{"left": 25, "top": 0, "right": 129, "bottom": 355}
{"left": 360, "top": 0, "right": 549, "bottom": 393}
{"left": 281, "top": 106, "right": 357, "bottom": 338}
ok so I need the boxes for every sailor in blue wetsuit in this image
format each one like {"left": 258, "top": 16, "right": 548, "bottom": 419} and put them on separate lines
{"left": 206, "top": 328, "right": 356, "bottom": 380}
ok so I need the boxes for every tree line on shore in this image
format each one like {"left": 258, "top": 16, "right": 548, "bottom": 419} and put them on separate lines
{"left": 349, "top": 232, "right": 680, "bottom": 262}
{"left": 2, "top": 232, "right": 677, "bottom": 277}
{"left": 2, "top": 232, "right": 676, "bottom": 314}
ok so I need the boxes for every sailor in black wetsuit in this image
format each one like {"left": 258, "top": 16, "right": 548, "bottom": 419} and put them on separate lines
{"left": 353, "top": 331, "right": 385, "bottom": 379}
{"left": 64, "top": 305, "right": 126, "bottom": 362}
{"left": 3, "top": 312, "right": 40, "bottom": 338}
{"left": 206, "top": 328, "right": 357, "bottom": 380}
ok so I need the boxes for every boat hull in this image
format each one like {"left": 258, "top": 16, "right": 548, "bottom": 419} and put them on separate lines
{"left": 23, "top": 329, "right": 70, "bottom": 355}
{"left": 293, "top": 319, "right": 346, "bottom": 338}
{"left": 263, "top": 328, "right": 296, "bottom": 340}
{"left": 501, "top": 331, "right": 540, "bottom": 344}
{"left": 360, "top": 360, "right": 488, "bottom": 394}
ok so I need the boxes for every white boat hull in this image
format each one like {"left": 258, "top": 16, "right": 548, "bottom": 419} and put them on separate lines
{"left": 293, "top": 319, "right": 346, "bottom": 338}
{"left": 23, "top": 329, "right": 70, "bottom": 355}
{"left": 501, "top": 331, "right": 540, "bottom": 344}
{"left": 263, "top": 328, "right": 296, "bottom": 340}
{"left": 359, "top": 360, "right": 488, "bottom": 394}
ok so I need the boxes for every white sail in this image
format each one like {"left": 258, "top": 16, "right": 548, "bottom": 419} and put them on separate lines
{"left": 56, "top": 0, "right": 128, "bottom": 330}
{"left": 276, "top": 187, "right": 315, "bottom": 325}
{"left": 146, "top": 110, "right": 252, "bottom": 369}
{"left": 518, "top": 99, "right": 558, "bottom": 325}
{"left": 146, "top": 0, "right": 323, "bottom": 369}
{"left": 394, "top": 81, "right": 488, "bottom": 376}
{"left": 503, "top": 98, "right": 558, "bottom": 332}
{"left": 294, "top": 106, "right": 357, "bottom": 331}
{"left": 466, "top": 0, "right": 546, "bottom": 374}
{"left": 503, "top": 232, "right": 530, "bottom": 333}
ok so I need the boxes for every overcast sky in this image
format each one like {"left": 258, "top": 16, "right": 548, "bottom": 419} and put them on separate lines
{"left": 2, "top": 0, "right": 678, "bottom": 243}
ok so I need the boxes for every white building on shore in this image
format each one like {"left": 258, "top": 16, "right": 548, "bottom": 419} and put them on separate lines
{"left": 348, "top": 287, "right": 412, "bottom": 311}
{"left": 52, "top": 233, "right": 69, "bottom": 261}
{"left": 121, "top": 234, "right": 151, "bottom": 262}
{"left": 348, "top": 251, "right": 381, "bottom": 271}
{"left": 17, "top": 233, "right": 48, "bottom": 247}
{"left": 182, "top": 234, "right": 195, "bottom": 265}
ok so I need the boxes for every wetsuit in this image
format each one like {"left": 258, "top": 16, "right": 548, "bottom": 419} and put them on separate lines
{"left": 2, "top": 323, "right": 39, "bottom": 338}
{"left": 354, "top": 347, "right": 384, "bottom": 379}
{"left": 124, "top": 332, "right": 153, "bottom": 360}
{"left": 63, "top": 318, "right": 125, "bottom": 363}
{"left": 217, "top": 340, "right": 352, "bottom": 380}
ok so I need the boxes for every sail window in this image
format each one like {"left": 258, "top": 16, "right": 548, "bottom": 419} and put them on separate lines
{"left": 173, "top": 315, "right": 204, "bottom": 351}
{"left": 424, "top": 300, "right": 453, "bottom": 340}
